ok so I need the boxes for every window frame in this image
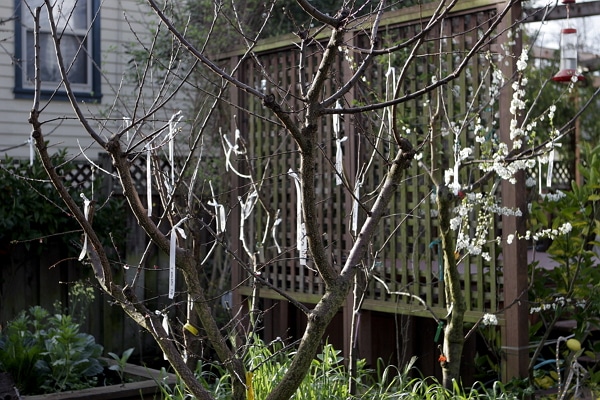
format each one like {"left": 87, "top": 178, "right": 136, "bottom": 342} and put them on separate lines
{"left": 14, "top": 0, "right": 102, "bottom": 101}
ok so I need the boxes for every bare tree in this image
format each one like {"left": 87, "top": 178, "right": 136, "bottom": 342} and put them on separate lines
{"left": 24, "top": 0, "right": 598, "bottom": 397}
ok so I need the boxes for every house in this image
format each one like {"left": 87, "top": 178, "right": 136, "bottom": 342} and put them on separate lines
{"left": 0, "top": 0, "right": 154, "bottom": 161}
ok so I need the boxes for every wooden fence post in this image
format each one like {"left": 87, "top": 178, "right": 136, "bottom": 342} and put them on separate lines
{"left": 499, "top": 0, "right": 530, "bottom": 382}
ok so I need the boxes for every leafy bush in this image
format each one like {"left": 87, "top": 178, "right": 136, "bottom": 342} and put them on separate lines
{"left": 526, "top": 142, "right": 600, "bottom": 394}
{"left": 0, "top": 306, "right": 104, "bottom": 394}
{"left": 0, "top": 151, "right": 126, "bottom": 253}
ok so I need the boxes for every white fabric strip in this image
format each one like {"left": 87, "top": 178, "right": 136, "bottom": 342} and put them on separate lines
{"left": 146, "top": 144, "right": 153, "bottom": 217}
{"left": 335, "top": 136, "right": 347, "bottom": 186}
{"left": 546, "top": 149, "right": 555, "bottom": 189}
{"left": 352, "top": 181, "right": 361, "bottom": 235}
{"left": 538, "top": 157, "right": 543, "bottom": 195}
{"left": 29, "top": 135, "right": 34, "bottom": 166}
{"left": 222, "top": 131, "right": 251, "bottom": 179}
{"left": 167, "top": 111, "right": 183, "bottom": 194}
{"left": 208, "top": 181, "right": 226, "bottom": 234}
{"left": 168, "top": 218, "right": 188, "bottom": 299}
{"left": 288, "top": 169, "right": 307, "bottom": 265}
{"left": 78, "top": 194, "right": 91, "bottom": 261}
{"left": 272, "top": 209, "right": 282, "bottom": 254}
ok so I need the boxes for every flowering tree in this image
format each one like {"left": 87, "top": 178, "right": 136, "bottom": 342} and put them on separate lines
{"left": 23, "top": 0, "right": 600, "bottom": 398}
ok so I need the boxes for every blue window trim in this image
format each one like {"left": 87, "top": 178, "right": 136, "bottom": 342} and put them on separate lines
{"left": 13, "top": 0, "right": 102, "bottom": 102}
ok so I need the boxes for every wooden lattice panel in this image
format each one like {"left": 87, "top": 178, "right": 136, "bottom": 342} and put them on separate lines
{"left": 230, "top": 3, "right": 550, "bottom": 317}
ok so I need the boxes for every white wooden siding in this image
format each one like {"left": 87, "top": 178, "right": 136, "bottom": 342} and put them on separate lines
{"left": 0, "top": 1, "right": 156, "bottom": 160}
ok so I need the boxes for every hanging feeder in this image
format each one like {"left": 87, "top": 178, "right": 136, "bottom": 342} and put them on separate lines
{"left": 552, "top": 28, "right": 584, "bottom": 82}
{"left": 552, "top": 0, "right": 584, "bottom": 82}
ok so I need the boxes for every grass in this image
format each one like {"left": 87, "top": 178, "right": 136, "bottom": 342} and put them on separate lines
{"left": 156, "top": 336, "right": 521, "bottom": 399}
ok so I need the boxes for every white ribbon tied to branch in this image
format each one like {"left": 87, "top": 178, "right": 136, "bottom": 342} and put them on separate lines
{"left": 546, "top": 141, "right": 562, "bottom": 189}
{"left": 221, "top": 128, "right": 251, "bottom": 179}
{"left": 335, "top": 136, "right": 347, "bottom": 186}
{"left": 333, "top": 101, "right": 346, "bottom": 186}
{"left": 201, "top": 181, "right": 227, "bottom": 265}
{"left": 168, "top": 111, "right": 183, "bottom": 189}
{"left": 238, "top": 188, "right": 258, "bottom": 257}
{"left": 352, "top": 180, "right": 362, "bottom": 235}
{"left": 154, "top": 310, "right": 170, "bottom": 360}
{"left": 169, "top": 217, "right": 188, "bottom": 299}
{"left": 145, "top": 142, "right": 153, "bottom": 217}
{"left": 78, "top": 193, "right": 91, "bottom": 261}
{"left": 288, "top": 169, "right": 307, "bottom": 266}
{"left": 208, "top": 181, "right": 226, "bottom": 235}
{"left": 28, "top": 135, "right": 34, "bottom": 166}
{"left": 272, "top": 209, "right": 282, "bottom": 254}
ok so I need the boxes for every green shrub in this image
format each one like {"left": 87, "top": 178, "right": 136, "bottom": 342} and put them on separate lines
{"left": 0, "top": 151, "right": 126, "bottom": 254}
{"left": 0, "top": 306, "right": 104, "bottom": 394}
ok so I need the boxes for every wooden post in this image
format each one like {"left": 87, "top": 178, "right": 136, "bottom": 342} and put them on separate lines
{"left": 499, "top": 0, "right": 529, "bottom": 382}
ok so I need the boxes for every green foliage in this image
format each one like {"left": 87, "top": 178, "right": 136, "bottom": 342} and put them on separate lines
{"left": 529, "top": 143, "right": 600, "bottom": 334}
{"left": 246, "top": 338, "right": 351, "bottom": 399}
{"left": 107, "top": 347, "right": 135, "bottom": 384}
{"left": 527, "top": 143, "right": 600, "bottom": 393}
{"left": 0, "top": 306, "right": 104, "bottom": 394}
{"left": 0, "top": 151, "right": 126, "bottom": 254}
{"left": 156, "top": 336, "right": 518, "bottom": 399}
{"left": 67, "top": 280, "right": 96, "bottom": 325}
{"left": 0, "top": 151, "right": 75, "bottom": 247}
{"left": 0, "top": 307, "right": 47, "bottom": 393}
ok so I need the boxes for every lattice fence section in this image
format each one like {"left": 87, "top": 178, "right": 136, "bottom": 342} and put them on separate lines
{"left": 96, "top": 153, "right": 175, "bottom": 195}
{"left": 354, "top": 7, "right": 502, "bottom": 315}
{"left": 231, "top": 3, "right": 526, "bottom": 316}
{"left": 528, "top": 159, "right": 574, "bottom": 191}
{"left": 233, "top": 39, "right": 347, "bottom": 298}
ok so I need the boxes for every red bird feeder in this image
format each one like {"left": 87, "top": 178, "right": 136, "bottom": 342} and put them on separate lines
{"left": 552, "top": 0, "right": 584, "bottom": 82}
{"left": 552, "top": 28, "right": 584, "bottom": 82}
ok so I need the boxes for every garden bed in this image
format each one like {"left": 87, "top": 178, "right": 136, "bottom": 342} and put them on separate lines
{"left": 21, "top": 358, "right": 177, "bottom": 400}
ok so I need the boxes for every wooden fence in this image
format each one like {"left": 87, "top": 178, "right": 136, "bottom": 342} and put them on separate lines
{"left": 229, "top": 1, "right": 517, "bottom": 323}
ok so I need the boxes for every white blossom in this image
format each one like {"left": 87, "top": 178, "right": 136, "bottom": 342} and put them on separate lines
{"left": 482, "top": 313, "right": 498, "bottom": 326}
{"left": 548, "top": 104, "right": 556, "bottom": 120}
{"left": 459, "top": 148, "right": 472, "bottom": 161}
{"left": 526, "top": 177, "right": 536, "bottom": 187}
{"left": 450, "top": 216, "right": 462, "bottom": 231}
{"left": 516, "top": 52, "right": 528, "bottom": 71}
{"left": 558, "top": 222, "right": 572, "bottom": 235}
{"left": 540, "top": 191, "right": 566, "bottom": 202}
{"left": 444, "top": 168, "right": 454, "bottom": 185}
{"left": 448, "top": 181, "right": 461, "bottom": 196}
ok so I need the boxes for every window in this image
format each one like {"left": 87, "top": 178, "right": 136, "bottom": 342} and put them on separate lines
{"left": 14, "top": 0, "right": 101, "bottom": 101}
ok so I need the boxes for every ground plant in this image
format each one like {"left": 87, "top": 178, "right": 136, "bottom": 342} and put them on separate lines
{"left": 0, "top": 306, "right": 103, "bottom": 394}
{"left": 157, "top": 337, "right": 519, "bottom": 399}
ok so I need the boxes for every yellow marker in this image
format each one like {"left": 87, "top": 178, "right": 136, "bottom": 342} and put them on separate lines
{"left": 183, "top": 322, "right": 199, "bottom": 336}
{"left": 246, "top": 371, "right": 254, "bottom": 400}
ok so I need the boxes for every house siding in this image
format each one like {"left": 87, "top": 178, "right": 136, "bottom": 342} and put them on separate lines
{"left": 0, "top": 1, "right": 154, "bottom": 160}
